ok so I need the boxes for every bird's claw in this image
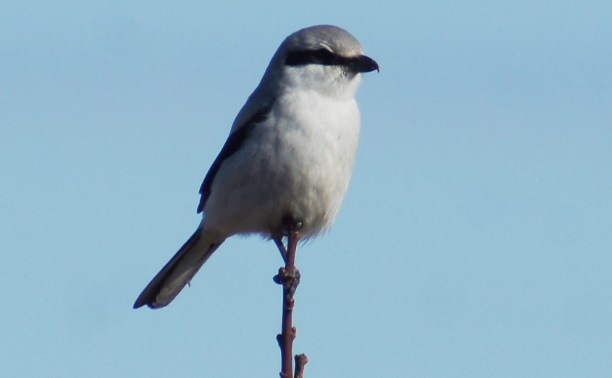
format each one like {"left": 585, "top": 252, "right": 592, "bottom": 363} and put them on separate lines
{"left": 274, "top": 267, "right": 301, "bottom": 295}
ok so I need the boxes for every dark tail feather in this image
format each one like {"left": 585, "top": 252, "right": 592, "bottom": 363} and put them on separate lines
{"left": 134, "top": 228, "right": 224, "bottom": 309}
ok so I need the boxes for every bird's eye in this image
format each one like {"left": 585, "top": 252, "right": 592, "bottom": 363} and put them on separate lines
{"left": 313, "top": 49, "right": 336, "bottom": 64}
{"left": 285, "top": 48, "right": 339, "bottom": 67}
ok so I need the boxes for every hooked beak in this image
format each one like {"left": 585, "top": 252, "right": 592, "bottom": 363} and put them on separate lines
{"left": 348, "top": 54, "right": 379, "bottom": 73}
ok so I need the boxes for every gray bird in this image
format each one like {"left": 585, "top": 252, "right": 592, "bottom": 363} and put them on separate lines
{"left": 134, "top": 25, "right": 378, "bottom": 309}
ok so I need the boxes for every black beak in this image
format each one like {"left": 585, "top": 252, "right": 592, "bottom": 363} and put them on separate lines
{"left": 349, "top": 54, "right": 379, "bottom": 73}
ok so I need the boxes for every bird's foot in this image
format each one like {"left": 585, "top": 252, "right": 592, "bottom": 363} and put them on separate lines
{"left": 274, "top": 267, "right": 301, "bottom": 296}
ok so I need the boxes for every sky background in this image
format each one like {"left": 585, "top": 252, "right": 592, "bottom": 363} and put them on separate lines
{"left": 2, "top": 1, "right": 611, "bottom": 377}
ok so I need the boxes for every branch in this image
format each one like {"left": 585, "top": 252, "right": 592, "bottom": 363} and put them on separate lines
{"left": 273, "top": 230, "right": 307, "bottom": 377}
{"left": 295, "top": 354, "right": 308, "bottom": 378}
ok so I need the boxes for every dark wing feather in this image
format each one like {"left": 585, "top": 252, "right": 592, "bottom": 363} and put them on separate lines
{"left": 197, "top": 106, "right": 271, "bottom": 213}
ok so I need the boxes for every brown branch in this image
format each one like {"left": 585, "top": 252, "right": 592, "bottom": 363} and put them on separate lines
{"left": 274, "top": 230, "right": 307, "bottom": 378}
{"left": 294, "top": 354, "right": 309, "bottom": 378}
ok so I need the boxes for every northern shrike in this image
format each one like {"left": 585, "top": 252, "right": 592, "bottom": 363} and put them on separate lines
{"left": 134, "top": 25, "right": 378, "bottom": 309}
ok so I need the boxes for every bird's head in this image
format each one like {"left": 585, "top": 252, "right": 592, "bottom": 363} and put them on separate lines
{"left": 261, "top": 25, "right": 379, "bottom": 99}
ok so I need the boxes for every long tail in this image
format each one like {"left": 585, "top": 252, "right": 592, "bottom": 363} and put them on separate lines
{"left": 134, "top": 228, "right": 225, "bottom": 309}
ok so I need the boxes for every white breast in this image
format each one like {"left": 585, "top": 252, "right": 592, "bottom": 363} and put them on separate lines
{"left": 202, "top": 89, "right": 361, "bottom": 239}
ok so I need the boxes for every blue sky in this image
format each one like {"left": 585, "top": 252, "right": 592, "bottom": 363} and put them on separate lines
{"left": 2, "top": 1, "right": 611, "bottom": 377}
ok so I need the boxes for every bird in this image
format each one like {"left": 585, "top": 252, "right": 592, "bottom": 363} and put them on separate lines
{"left": 134, "top": 25, "right": 378, "bottom": 309}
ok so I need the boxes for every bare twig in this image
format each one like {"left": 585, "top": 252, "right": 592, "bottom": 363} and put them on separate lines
{"left": 294, "top": 354, "right": 309, "bottom": 378}
{"left": 274, "top": 230, "right": 306, "bottom": 378}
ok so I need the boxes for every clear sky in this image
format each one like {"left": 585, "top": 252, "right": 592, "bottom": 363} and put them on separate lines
{"left": 2, "top": 1, "right": 611, "bottom": 377}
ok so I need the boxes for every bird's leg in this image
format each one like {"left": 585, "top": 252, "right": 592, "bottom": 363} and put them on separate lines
{"left": 273, "top": 236, "right": 288, "bottom": 264}
{"left": 273, "top": 215, "right": 303, "bottom": 265}
{"left": 273, "top": 216, "right": 302, "bottom": 292}
{"left": 273, "top": 232, "right": 301, "bottom": 293}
